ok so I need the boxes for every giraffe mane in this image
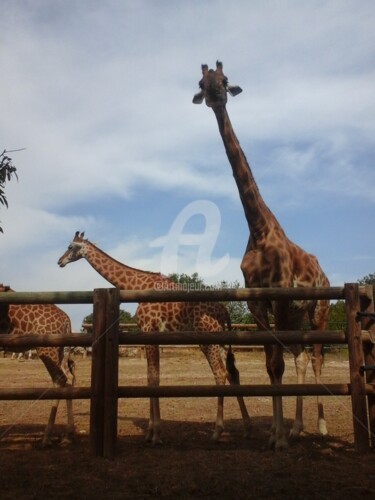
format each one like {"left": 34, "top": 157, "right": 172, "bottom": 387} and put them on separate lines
{"left": 81, "top": 236, "right": 173, "bottom": 282}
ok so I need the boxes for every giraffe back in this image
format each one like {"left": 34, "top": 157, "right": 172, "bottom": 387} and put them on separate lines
{"left": 136, "top": 300, "right": 231, "bottom": 333}
{"left": 9, "top": 304, "right": 71, "bottom": 336}
{"left": 8, "top": 304, "right": 72, "bottom": 369}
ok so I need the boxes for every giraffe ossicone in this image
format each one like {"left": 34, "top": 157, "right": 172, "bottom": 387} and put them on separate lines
{"left": 194, "top": 61, "right": 330, "bottom": 450}
{"left": 58, "top": 232, "right": 252, "bottom": 445}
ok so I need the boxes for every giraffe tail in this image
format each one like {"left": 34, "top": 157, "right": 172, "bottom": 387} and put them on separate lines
{"left": 63, "top": 348, "right": 76, "bottom": 386}
{"left": 226, "top": 346, "right": 240, "bottom": 385}
{"left": 67, "top": 357, "right": 76, "bottom": 386}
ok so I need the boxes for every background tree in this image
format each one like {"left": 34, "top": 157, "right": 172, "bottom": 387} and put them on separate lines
{"left": 216, "top": 279, "right": 254, "bottom": 324}
{"left": 324, "top": 273, "right": 375, "bottom": 330}
{"left": 169, "top": 274, "right": 254, "bottom": 324}
{"left": 0, "top": 150, "right": 18, "bottom": 233}
{"left": 81, "top": 309, "right": 136, "bottom": 332}
{"left": 358, "top": 272, "right": 375, "bottom": 287}
{"left": 168, "top": 272, "right": 206, "bottom": 290}
{"left": 327, "top": 300, "right": 346, "bottom": 330}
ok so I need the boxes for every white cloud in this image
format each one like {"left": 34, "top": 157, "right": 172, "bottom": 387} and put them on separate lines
{"left": 1, "top": 1, "right": 375, "bottom": 330}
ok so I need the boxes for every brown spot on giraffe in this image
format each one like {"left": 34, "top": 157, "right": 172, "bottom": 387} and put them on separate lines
{"left": 194, "top": 61, "right": 330, "bottom": 450}
{"left": 58, "top": 232, "right": 252, "bottom": 444}
{"left": 0, "top": 284, "right": 75, "bottom": 447}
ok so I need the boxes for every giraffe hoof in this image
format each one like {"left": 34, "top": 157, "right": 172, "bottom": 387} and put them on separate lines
{"left": 318, "top": 419, "right": 328, "bottom": 436}
{"left": 41, "top": 436, "right": 57, "bottom": 449}
{"left": 243, "top": 423, "right": 253, "bottom": 439}
{"left": 268, "top": 433, "right": 289, "bottom": 451}
{"left": 268, "top": 434, "right": 276, "bottom": 450}
{"left": 60, "top": 436, "right": 74, "bottom": 446}
{"left": 145, "top": 428, "right": 163, "bottom": 445}
{"left": 275, "top": 437, "right": 289, "bottom": 451}
{"left": 289, "top": 424, "right": 303, "bottom": 440}
{"left": 61, "top": 431, "right": 76, "bottom": 445}
{"left": 152, "top": 437, "right": 163, "bottom": 446}
{"left": 212, "top": 425, "right": 224, "bottom": 441}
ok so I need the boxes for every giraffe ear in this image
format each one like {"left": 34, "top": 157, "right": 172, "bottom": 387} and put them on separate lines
{"left": 193, "top": 91, "right": 204, "bottom": 104}
{"left": 227, "top": 85, "right": 242, "bottom": 97}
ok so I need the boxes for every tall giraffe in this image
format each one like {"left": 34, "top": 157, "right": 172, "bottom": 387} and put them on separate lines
{"left": 58, "top": 231, "right": 252, "bottom": 445}
{"left": 193, "top": 61, "right": 330, "bottom": 450}
{"left": 0, "top": 284, "right": 75, "bottom": 447}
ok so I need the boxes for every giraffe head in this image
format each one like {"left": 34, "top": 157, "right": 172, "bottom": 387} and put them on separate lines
{"left": 193, "top": 60, "right": 242, "bottom": 108}
{"left": 58, "top": 231, "right": 87, "bottom": 267}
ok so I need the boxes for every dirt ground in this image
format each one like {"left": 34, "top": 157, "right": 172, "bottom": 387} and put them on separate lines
{"left": 0, "top": 349, "right": 374, "bottom": 500}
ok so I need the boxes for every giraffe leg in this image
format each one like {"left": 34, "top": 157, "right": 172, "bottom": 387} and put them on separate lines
{"left": 200, "top": 345, "right": 226, "bottom": 440}
{"left": 146, "top": 398, "right": 154, "bottom": 442}
{"left": 42, "top": 390, "right": 60, "bottom": 448}
{"left": 311, "top": 345, "right": 328, "bottom": 436}
{"left": 289, "top": 349, "right": 309, "bottom": 439}
{"left": 145, "top": 346, "right": 162, "bottom": 445}
{"left": 226, "top": 347, "right": 252, "bottom": 437}
{"left": 266, "top": 345, "right": 288, "bottom": 451}
{"left": 212, "top": 395, "right": 225, "bottom": 441}
{"left": 235, "top": 395, "right": 252, "bottom": 438}
{"left": 64, "top": 374, "right": 76, "bottom": 441}
{"left": 65, "top": 398, "right": 75, "bottom": 439}
{"left": 60, "top": 349, "right": 76, "bottom": 442}
{"left": 39, "top": 350, "right": 76, "bottom": 447}
{"left": 253, "top": 304, "right": 288, "bottom": 451}
{"left": 43, "top": 386, "right": 75, "bottom": 447}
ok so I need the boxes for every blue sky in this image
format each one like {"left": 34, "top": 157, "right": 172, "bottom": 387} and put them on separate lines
{"left": 1, "top": 1, "right": 374, "bottom": 330}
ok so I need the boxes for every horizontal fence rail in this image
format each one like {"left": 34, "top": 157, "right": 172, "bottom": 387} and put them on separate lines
{"left": 119, "top": 286, "right": 347, "bottom": 302}
{"left": 0, "top": 283, "right": 374, "bottom": 458}
{"left": 3, "top": 382, "right": 375, "bottom": 402}
{"left": 1, "top": 383, "right": 375, "bottom": 402}
{"left": 117, "top": 383, "right": 375, "bottom": 398}
{"left": 1, "top": 330, "right": 374, "bottom": 350}
{"left": 0, "top": 333, "right": 92, "bottom": 349}
{"left": 1, "top": 285, "right": 372, "bottom": 305}
{"left": 0, "top": 290, "right": 95, "bottom": 304}
{"left": 0, "top": 387, "right": 91, "bottom": 400}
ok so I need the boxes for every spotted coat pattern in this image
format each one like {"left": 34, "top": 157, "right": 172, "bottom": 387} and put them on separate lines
{"left": 194, "top": 61, "right": 330, "bottom": 450}
{"left": 0, "top": 284, "right": 75, "bottom": 446}
{"left": 58, "top": 232, "right": 252, "bottom": 444}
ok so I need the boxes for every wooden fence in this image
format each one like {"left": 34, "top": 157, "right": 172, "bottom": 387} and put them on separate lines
{"left": 0, "top": 283, "right": 374, "bottom": 459}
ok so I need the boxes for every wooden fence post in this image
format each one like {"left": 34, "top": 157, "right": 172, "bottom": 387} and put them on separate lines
{"left": 345, "top": 283, "right": 370, "bottom": 452}
{"left": 103, "top": 288, "right": 120, "bottom": 459}
{"left": 360, "top": 284, "right": 375, "bottom": 448}
{"left": 90, "top": 289, "right": 107, "bottom": 456}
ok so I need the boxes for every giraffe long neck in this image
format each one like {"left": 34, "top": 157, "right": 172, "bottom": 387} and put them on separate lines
{"left": 213, "top": 106, "right": 281, "bottom": 238}
{"left": 84, "top": 243, "right": 169, "bottom": 290}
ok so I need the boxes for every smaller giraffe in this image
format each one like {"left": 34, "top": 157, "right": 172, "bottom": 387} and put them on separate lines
{"left": 0, "top": 284, "right": 75, "bottom": 447}
{"left": 58, "top": 232, "right": 252, "bottom": 444}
